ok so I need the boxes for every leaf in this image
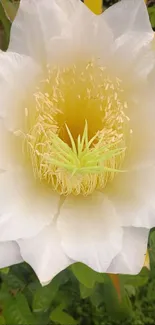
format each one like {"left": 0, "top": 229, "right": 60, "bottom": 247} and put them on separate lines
{"left": 90, "top": 283, "right": 105, "bottom": 307}
{"left": 50, "top": 305, "right": 78, "bottom": 325}
{"left": 148, "top": 6, "right": 155, "bottom": 28}
{"left": 23, "top": 281, "right": 40, "bottom": 306}
{"left": 33, "top": 271, "right": 69, "bottom": 312}
{"left": 149, "top": 229, "right": 155, "bottom": 265}
{"left": 80, "top": 283, "right": 93, "bottom": 299}
{"left": 0, "top": 268, "right": 9, "bottom": 275}
{"left": 121, "top": 268, "right": 149, "bottom": 288}
{"left": 103, "top": 274, "right": 133, "bottom": 321}
{"left": 0, "top": 1, "right": 11, "bottom": 49}
{"left": 1, "top": 0, "right": 19, "bottom": 22}
{"left": 71, "top": 263, "right": 104, "bottom": 289}
{"left": 125, "top": 285, "right": 136, "bottom": 298}
{"left": 3, "top": 293, "right": 36, "bottom": 325}
{"left": 1, "top": 273, "right": 25, "bottom": 290}
{"left": 0, "top": 316, "right": 5, "bottom": 325}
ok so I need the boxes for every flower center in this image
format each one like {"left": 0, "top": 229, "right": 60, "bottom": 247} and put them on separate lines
{"left": 24, "top": 59, "right": 130, "bottom": 196}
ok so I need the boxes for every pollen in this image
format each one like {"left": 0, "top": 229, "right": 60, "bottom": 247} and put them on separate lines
{"left": 23, "top": 59, "right": 130, "bottom": 196}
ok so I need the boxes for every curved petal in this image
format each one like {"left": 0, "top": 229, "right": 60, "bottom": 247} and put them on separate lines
{"left": 0, "top": 121, "right": 13, "bottom": 170}
{"left": 0, "top": 241, "right": 23, "bottom": 268}
{"left": 47, "top": 2, "right": 113, "bottom": 65}
{"left": 0, "top": 170, "right": 60, "bottom": 241}
{"left": 103, "top": 0, "right": 153, "bottom": 40}
{"left": 18, "top": 223, "right": 72, "bottom": 285}
{"left": 106, "top": 167, "right": 155, "bottom": 229}
{"left": 131, "top": 167, "right": 155, "bottom": 228}
{"left": 106, "top": 97, "right": 155, "bottom": 229}
{"left": 8, "top": 0, "right": 71, "bottom": 61}
{"left": 0, "top": 51, "right": 40, "bottom": 129}
{"left": 57, "top": 192, "right": 123, "bottom": 273}
{"left": 102, "top": 0, "right": 154, "bottom": 81}
{"left": 55, "top": 0, "right": 82, "bottom": 17}
{"left": 107, "top": 227, "right": 149, "bottom": 274}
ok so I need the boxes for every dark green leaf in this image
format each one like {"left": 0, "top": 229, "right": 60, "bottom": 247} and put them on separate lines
{"left": 33, "top": 271, "right": 69, "bottom": 312}
{"left": 1, "top": 273, "right": 25, "bottom": 290}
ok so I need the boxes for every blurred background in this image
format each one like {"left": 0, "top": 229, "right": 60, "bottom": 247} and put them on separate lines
{"left": 0, "top": 1, "right": 155, "bottom": 324}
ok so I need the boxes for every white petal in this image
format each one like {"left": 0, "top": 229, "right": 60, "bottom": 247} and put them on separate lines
{"left": 57, "top": 192, "right": 123, "bottom": 273}
{"left": 8, "top": 0, "right": 70, "bottom": 61}
{"left": 104, "top": 0, "right": 153, "bottom": 40}
{"left": 0, "top": 51, "right": 40, "bottom": 130}
{"left": 108, "top": 227, "right": 149, "bottom": 274}
{"left": 0, "top": 241, "right": 23, "bottom": 268}
{"left": 0, "top": 121, "right": 13, "bottom": 170}
{"left": 106, "top": 97, "right": 155, "bottom": 229}
{"left": 47, "top": 0, "right": 113, "bottom": 64}
{"left": 102, "top": 0, "right": 154, "bottom": 81}
{"left": 106, "top": 166, "right": 155, "bottom": 229}
{"left": 18, "top": 223, "right": 72, "bottom": 285}
{"left": 0, "top": 170, "right": 60, "bottom": 241}
{"left": 131, "top": 167, "right": 155, "bottom": 228}
{"left": 55, "top": 0, "right": 82, "bottom": 17}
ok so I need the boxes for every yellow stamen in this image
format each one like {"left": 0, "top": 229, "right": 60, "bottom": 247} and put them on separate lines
{"left": 23, "top": 59, "right": 130, "bottom": 196}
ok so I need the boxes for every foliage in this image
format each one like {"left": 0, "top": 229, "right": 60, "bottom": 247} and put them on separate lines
{"left": 0, "top": 0, "right": 155, "bottom": 324}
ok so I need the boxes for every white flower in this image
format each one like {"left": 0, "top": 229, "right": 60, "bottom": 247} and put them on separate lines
{"left": 0, "top": 0, "right": 155, "bottom": 285}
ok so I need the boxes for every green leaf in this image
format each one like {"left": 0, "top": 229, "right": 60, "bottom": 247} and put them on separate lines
{"left": 1, "top": 273, "right": 25, "bottom": 290}
{"left": 1, "top": 0, "right": 19, "bottom": 22}
{"left": 0, "top": 1, "right": 11, "bottom": 49}
{"left": 3, "top": 293, "right": 36, "bottom": 325}
{"left": 0, "top": 268, "right": 9, "bottom": 275}
{"left": 50, "top": 304, "right": 78, "bottom": 325}
{"left": 80, "top": 283, "right": 93, "bottom": 299}
{"left": 149, "top": 229, "right": 155, "bottom": 265}
{"left": 148, "top": 6, "right": 155, "bottom": 28}
{"left": 71, "top": 263, "right": 104, "bottom": 288}
{"left": 33, "top": 271, "right": 69, "bottom": 312}
{"left": 103, "top": 274, "right": 133, "bottom": 321}
{"left": 90, "top": 283, "right": 105, "bottom": 307}
{"left": 0, "top": 316, "right": 5, "bottom": 325}
{"left": 125, "top": 285, "right": 136, "bottom": 298}
{"left": 121, "top": 268, "right": 149, "bottom": 288}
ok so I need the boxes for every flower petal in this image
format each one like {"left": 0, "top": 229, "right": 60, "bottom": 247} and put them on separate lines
{"left": 107, "top": 227, "right": 149, "bottom": 274}
{"left": 18, "top": 223, "right": 72, "bottom": 285}
{"left": 55, "top": 0, "right": 82, "bottom": 17}
{"left": 0, "top": 170, "right": 60, "bottom": 241}
{"left": 57, "top": 192, "right": 123, "bottom": 273}
{"left": 106, "top": 166, "right": 155, "bottom": 229}
{"left": 0, "top": 51, "right": 40, "bottom": 130}
{"left": 106, "top": 98, "right": 155, "bottom": 229}
{"left": 104, "top": 0, "right": 153, "bottom": 40}
{"left": 102, "top": 0, "right": 154, "bottom": 81}
{"left": 0, "top": 241, "right": 22, "bottom": 268}
{"left": 8, "top": 0, "right": 70, "bottom": 61}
